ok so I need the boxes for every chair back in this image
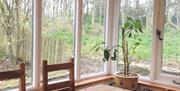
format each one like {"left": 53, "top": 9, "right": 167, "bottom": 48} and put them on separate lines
{"left": 42, "top": 58, "right": 75, "bottom": 91}
{"left": 0, "top": 63, "right": 26, "bottom": 91}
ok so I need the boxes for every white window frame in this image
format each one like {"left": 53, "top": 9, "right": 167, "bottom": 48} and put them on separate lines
{"left": 11, "top": 0, "right": 42, "bottom": 91}
{"left": 28, "top": 0, "right": 111, "bottom": 90}
{"left": 114, "top": 0, "right": 180, "bottom": 88}
{"left": 10, "top": 0, "right": 180, "bottom": 90}
{"left": 77, "top": 0, "right": 111, "bottom": 80}
{"left": 152, "top": 0, "right": 180, "bottom": 88}
{"left": 110, "top": 0, "right": 120, "bottom": 75}
{"left": 74, "top": 0, "right": 82, "bottom": 81}
{"left": 105, "top": 0, "right": 113, "bottom": 75}
{"left": 30, "top": 0, "right": 42, "bottom": 90}
{"left": 151, "top": 0, "right": 165, "bottom": 81}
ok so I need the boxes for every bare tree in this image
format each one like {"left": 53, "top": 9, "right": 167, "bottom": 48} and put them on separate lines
{"left": 15, "top": 0, "right": 31, "bottom": 63}
{"left": 0, "top": 0, "right": 16, "bottom": 65}
{"left": 135, "top": 0, "right": 139, "bottom": 18}
{"left": 177, "top": 0, "right": 180, "bottom": 29}
{"left": 0, "top": 0, "right": 31, "bottom": 65}
{"left": 145, "top": 0, "right": 153, "bottom": 30}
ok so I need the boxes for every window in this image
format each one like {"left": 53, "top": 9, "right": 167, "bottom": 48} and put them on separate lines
{"left": 117, "top": 0, "right": 154, "bottom": 78}
{"left": 162, "top": 0, "right": 180, "bottom": 77}
{"left": 1, "top": 0, "right": 180, "bottom": 90}
{"left": 0, "top": 0, "right": 33, "bottom": 90}
{"left": 80, "top": 0, "right": 106, "bottom": 75}
{"left": 41, "top": 0, "right": 75, "bottom": 81}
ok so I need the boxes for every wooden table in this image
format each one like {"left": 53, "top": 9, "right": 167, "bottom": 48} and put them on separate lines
{"left": 77, "top": 84, "right": 130, "bottom": 91}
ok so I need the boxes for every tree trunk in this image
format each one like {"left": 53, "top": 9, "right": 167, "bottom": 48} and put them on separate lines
{"left": 135, "top": 0, "right": 139, "bottom": 19}
{"left": 177, "top": 0, "right": 180, "bottom": 29}
{"left": 7, "top": 35, "right": 14, "bottom": 65}
{"left": 15, "top": 0, "right": 21, "bottom": 61}
{"left": 86, "top": 0, "right": 89, "bottom": 16}
{"left": 146, "top": 1, "right": 153, "bottom": 32}
{"left": 91, "top": 0, "right": 95, "bottom": 26}
{"left": 0, "top": 0, "right": 16, "bottom": 65}
{"left": 123, "top": 0, "right": 129, "bottom": 23}
{"left": 99, "top": 0, "right": 102, "bottom": 25}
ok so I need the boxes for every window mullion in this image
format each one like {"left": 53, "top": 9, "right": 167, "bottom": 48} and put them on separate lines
{"left": 105, "top": 0, "right": 114, "bottom": 74}
{"left": 74, "top": 0, "right": 83, "bottom": 81}
{"left": 33, "top": 0, "right": 42, "bottom": 89}
{"left": 151, "top": 0, "right": 165, "bottom": 80}
{"left": 111, "top": 0, "right": 120, "bottom": 75}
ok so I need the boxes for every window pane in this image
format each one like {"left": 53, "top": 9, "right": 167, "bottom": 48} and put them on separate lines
{"left": 81, "top": 0, "right": 106, "bottom": 75}
{"left": 162, "top": 0, "right": 180, "bottom": 76}
{"left": 117, "top": 0, "right": 154, "bottom": 78}
{"left": 41, "top": 0, "right": 75, "bottom": 81}
{"left": 0, "top": 0, "right": 33, "bottom": 90}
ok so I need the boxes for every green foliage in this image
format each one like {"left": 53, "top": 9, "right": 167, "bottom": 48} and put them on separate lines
{"left": 162, "top": 26, "right": 180, "bottom": 60}
{"left": 0, "top": 48, "right": 6, "bottom": 59}
{"left": 122, "top": 17, "right": 143, "bottom": 35}
{"left": 84, "top": 15, "right": 93, "bottom": 32}
{"left": 92, "top": 17, "right": 143, "bottom": 63}
{"left": 82, "top": 34, "right": 103, "bottom": 57}
{"left": 42, "top": 27, "right": 73, "bottom": 46}
{"left": 121, "top": 17, "right": 143, "bottom": 75}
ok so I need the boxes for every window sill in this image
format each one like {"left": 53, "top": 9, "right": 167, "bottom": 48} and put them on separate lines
{"left": 75, "top": 75, "right": 180, "bottom": 91}
{"left": 75, "top": 75, "right": 114, "bottom": 88}
{"left": 138, "top": 81, "right": 180, "bottom": 91}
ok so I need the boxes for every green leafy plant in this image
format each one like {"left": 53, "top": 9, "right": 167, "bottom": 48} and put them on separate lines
{"left": 93, "top": 17, "right": 143, "bottom": 76}
{"left": 121, "top": 17, "right": 143, "bottom": 75}
{"left": 91, "top": 41, "right": 119, "bottom": 62}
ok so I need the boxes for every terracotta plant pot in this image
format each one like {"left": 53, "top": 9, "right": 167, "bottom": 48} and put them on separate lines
{"left": 115, "top": 72, "right": 139, "bottom": 90}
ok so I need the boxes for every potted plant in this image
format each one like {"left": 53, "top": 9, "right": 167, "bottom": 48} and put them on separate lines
{"left": 92, "top": 17, "right": 143, "bottom": 90}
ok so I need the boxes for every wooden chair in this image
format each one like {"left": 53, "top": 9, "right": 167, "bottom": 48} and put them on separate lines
{"left": 42, "top": 58, "right": 75, "bottom": 91}
{"left": 0, "top": 63, "right": 26, "bottom": 91}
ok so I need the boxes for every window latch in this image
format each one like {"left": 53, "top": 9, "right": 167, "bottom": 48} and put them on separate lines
{"left": 173, "top": 80, "right": 180, "bottom": 85}
{"left": 156, "top": 29, "right": 163, "bottom": 41}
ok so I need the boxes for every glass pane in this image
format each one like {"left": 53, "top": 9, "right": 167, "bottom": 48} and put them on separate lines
{"left": 48, "top": 70, "right": 70, "bottom": 83}
{"left": 0, "top": 0, "right": 33, "bottom": 90}
{"left": 162, "top": 0, "right": 180, "bottom": 76}
{"left": 117, "top": 0, "right": 154, "bottom": 78}
{"left": 81, "top": 0, "right": 106, "bottom": 75}
{"left": 41, "top": 0, "right": 75, "bottom": 81}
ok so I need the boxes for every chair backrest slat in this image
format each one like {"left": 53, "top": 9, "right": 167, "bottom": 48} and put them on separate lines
{"left": 48, "top": 81, "right": 72, "bottom": 90}
{"left": 0, "top": 70, "right": 21, "bottom": 80}
{"left": 42, "top": 58, "right": 75, "bottom": 91}
{"left": 0, "top": 63, "right": 26, "bottom": 91}
{"left": 46, "top": 62, "right": 73, "bottom": 72}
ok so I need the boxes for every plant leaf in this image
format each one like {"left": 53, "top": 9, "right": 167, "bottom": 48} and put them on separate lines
{"left": 104, "top": 49, "right": 110, "bottom": 61}
{"left": 91, "top": 41, "right": 105, "bottom": 51}
{"left": 128, "top": 33, "right": 132, "bottom": 38}
{"left": 134, "top": 42, "right": 140, "bottom": 46}
{"left": 95, "top": 47, "right": 100, "bottom": 52}
{"left": 127, "top": 16, "right": 133, "bottom": 21}
{"left": 124, "top": 22, "right": 130, "bottom": 29}
{"left": 136, "top": 20, "right": 143, "bottom": 33}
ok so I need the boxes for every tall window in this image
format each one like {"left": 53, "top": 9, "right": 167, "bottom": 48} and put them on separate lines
{"left": 80, "top": 0, "right": 106, "bottom": 75}
{"left": 162, "top": 0, "right": 180, "bottom": 77}
{"left": 41, "top": 0, "right": 75, "bottom": 81}
{"left": 0, "top": 0, "right": 33, "bottom": 90}
{"left": 117, "top": 0, "right": 154, "bottom": 78}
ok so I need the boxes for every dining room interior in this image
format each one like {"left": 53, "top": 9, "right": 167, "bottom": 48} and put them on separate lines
{"left": 0, "top": 0, "right": 180, "bottom": 91}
